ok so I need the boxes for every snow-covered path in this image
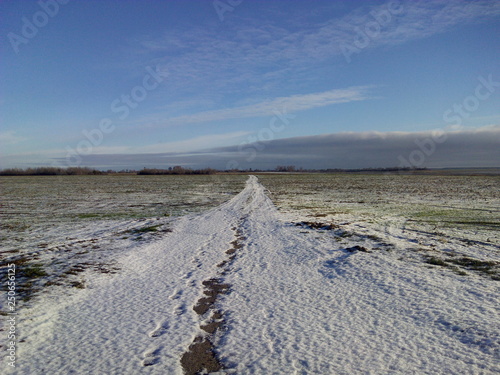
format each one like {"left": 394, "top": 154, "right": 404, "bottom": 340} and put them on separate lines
{"left": 11, "top": 176, "right": 499, "bottom": 374}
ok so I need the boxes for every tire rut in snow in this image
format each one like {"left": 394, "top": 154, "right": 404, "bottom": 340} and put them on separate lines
{"left": 180, "top": 224, "right": 245, "bottom": 375}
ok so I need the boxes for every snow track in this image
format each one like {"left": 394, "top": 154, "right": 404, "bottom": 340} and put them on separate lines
{"left": 9, "top": 176, "right": 499, "bottom": 374}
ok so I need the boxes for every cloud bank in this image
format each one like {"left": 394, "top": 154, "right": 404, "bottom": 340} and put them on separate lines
{"left": 44, "top": 126, "right": 499, "bottom": 170}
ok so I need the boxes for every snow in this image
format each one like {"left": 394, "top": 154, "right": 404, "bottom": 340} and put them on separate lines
{"left": 3, "top": 175, "right": 499, "bottom": 374}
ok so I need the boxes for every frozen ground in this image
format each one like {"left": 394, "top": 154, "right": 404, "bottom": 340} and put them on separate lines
{"left": 0, "top": 174, "right": 246, "bottom": 301}
{"left": 1, "top": 175, "right": 499, "bottom": 374}
{"left": 259, "top": 173, "right": 499, "bottom": 247}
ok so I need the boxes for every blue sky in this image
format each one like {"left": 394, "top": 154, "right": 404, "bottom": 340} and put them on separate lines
{"left": 1, "top": 0, "right": 499, "bottom": 170}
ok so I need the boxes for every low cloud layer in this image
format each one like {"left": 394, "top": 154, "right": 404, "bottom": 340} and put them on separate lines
{"left": 46, "top": 126, "right": 499, "bottom": 170}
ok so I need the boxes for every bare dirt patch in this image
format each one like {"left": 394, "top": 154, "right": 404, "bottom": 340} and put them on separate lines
{"left": 181, "top": 226, "right": 245, "bottom": 374}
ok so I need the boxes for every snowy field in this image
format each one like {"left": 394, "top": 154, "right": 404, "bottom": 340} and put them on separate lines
{"left": 1, "top": 174, "right": 499, "bottom": 374}
{"left": 0, "top": 174, "right": 246, "bottom": 300}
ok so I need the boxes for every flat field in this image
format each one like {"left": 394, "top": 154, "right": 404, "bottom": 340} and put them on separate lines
{"left": 259, "top": 173, "right": 500, "bottom": 245}
{"left": 0, "top": 174, "right": 246, "bottom": 300}
{"left": 1, "top": 173, "right": 499, "bottom": 374}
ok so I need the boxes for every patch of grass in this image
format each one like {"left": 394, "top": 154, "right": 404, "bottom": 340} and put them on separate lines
{"left": 425, "top": 256, "right": 448, "bottom": 267}
{"left": 424, "top": 255, "right": 498, "bottom": 280}
{"left": 0, "top": 256, "right": 30, "bottom": 269}
{"left": 21, "top": 263, "right": 48, "bottom": 278}
{"left": 64, "top": 265, "right": 87, "bottom": 275}
{"left": 295, "top": 221, "right": 338, "bottom": 230}
{"left": 447, "top": 257, "right": 498, "bottom": 276}
{"left": 131, "top": 225, "right": 161, "bottom": 234}
{"left": 1, "top": 222, "right": 30, "bottom": 231}
{"left": 450, "top": 266, "right": 468, "bottom": 276}
{"left": 70, "top": 281, "right": 85, "bottom": 289}
{"left": 449, "top": 221, "right": 500, "bottom": 227}
{"left": 44, "top": 280, "right": 63, "bottom": 287}
{"left": 448, "top": 257, "right": 496, "bottom": 268}
{"left": 77, "top": 213, "right": 100, "bottom": 219}
{"left": 413, "top": 209, "right": 454, "bottom": 218}
{"left": 366, "top": 234, "right": 383, "bottom": 242}
{"left": 77, "top": 212, "right": 146, "bottom": 220}
{"left": 17, "top": 281, "right": 36, "bottom": 302}
{"left": 338, "top": 231, "right": 353, "bottom": 238}
{"left": 126, "top": 224, "right": 167, "bottom": 241}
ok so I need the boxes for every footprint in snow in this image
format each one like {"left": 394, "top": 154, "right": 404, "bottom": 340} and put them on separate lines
{"left": 324, "top": 260, "right": 336, "bottom": 268}
{"left": 292, "top": 359, "right": 310, "bottom": 375}
{"left": 149, "top": 320, "right": 169, "bottom": 337}
{"left": 173, "top": 303, "right": 186, "bottom": 316}
{"left": 168, "top": 289, "right": 182, "bottom": 300}
{"left": 141, "top": 347, "right": 161, "bottom": 367}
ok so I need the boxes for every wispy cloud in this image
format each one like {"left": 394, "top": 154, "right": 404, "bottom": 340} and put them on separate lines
{"left": 136, "top": 0, "right": 500, "bottom": 96}
{"left": 89, "top": 131, "right": 252, "bottom": 154}
{"left": 361, "top": 0, "right": 500, "bottom": 46}
{"left": 158, "top": 86, "right": 373, "bottom": 126}
{"left": 117, "top": 0, "right": 500, "bottom": 131}
{"left": 0, "top": 131, "right": 27, "bottom": 145}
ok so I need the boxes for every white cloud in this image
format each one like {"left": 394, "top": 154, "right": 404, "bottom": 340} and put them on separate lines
{"left": 0, "top": 131, "right": 27, "bottom": 145}
{"left": 90, "top": 131, "right": 252, "bottom": 154}
{"left": 119, "top": 0, "right": 500, "bottom": 132}
{"left": 158, "top": 86, "right": 373, "bottom": 126}
{"left": 140, "top": 131, "right": 251, "bottom": 153}
{"left": 138, "top": 0, "right": 500, "bottom": 95}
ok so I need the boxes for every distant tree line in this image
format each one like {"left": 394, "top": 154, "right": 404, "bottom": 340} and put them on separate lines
{"left": 0, "top": 166, "right": 216, "bottom": 176}
{"left": 0, "top": 167, "right": 104, "bottom": 176}
{"left": 0, "top": 165, "right": 428, "bottom": 176}
{"left": 275, "top": 165, "right": 299, "bottom": 172}
{"left": 137, "top": 166, "right": 217, "bottom": 175}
